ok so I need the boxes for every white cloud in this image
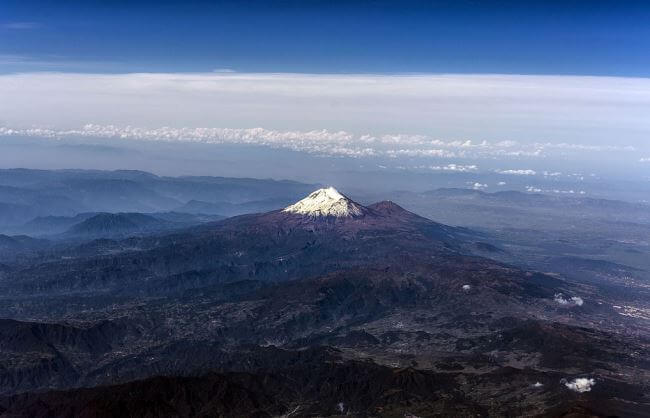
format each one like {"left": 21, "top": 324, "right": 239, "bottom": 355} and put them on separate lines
{"left": 522, "top": 185, "right": 587, "bottom": 195}
{"left": 386, "top": 148, "right": 456, "bottom": 158}
{"left": 472, "top": 182, "right": 488, "bottom": 190}
{"left": 337, "top": 402, "right": 345, "bottom": 413}
{"left": 554, "top": 293, "right": 584, "bottom": 306}
{"left": 498, "top": 169, "right": 537, "bottom": 176}
{"left": 525, "top": 186, "right": 542, "bottom": 193}
{"left": 0, "top": 72, "right": 647, "bottom": 161}
{"left": 532, "top": 382, "right": 544, "bottom": 388}
{"left": 462, "top": 284, "right": 471, "bottom": 291}
{"left": 550, "top": 189, "right": 579, "bottom": 194}
{"left": 572, "top": 297, "right": 584, "bottom": 306}
{"left": 543, "top": 142, "right": 635, "bottom": 152}
{"left": 429, "top": 164, "right": 478, "bottom": 172}
{"left": 564, "top": 378, "right": 595, "bottom": 393}
{"left": 640, "top": 157, "right": 650, "bottom": 162}
{"left": 0, "top": 125, "right": 378, "bottom": 158}
{"left": 497, "top": 181, "right": 507, "bottom": 186}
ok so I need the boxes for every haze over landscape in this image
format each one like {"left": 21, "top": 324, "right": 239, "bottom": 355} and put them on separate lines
{"left": 0, "top": 1, "right": 649, "bottom": 417}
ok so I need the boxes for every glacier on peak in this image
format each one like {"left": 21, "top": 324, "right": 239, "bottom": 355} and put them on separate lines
{"left": 283, "top": 187, "right": 366, "bottom": 218}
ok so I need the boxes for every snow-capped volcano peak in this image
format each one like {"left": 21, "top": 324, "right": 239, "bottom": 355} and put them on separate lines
{"left": 283, "top": 187, "right": 366, "bottom": 217}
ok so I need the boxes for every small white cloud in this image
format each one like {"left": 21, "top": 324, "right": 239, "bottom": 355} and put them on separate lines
{"left": 472, "top": 182, "right": 488, "bottom": 190}
{"left": 429, "top": 163, "right": 478, "bottom": 172}
{"left": 554, "top": 293, "right": 584, "bottom": 306}
{"left": 532, "top": 382, "right": 544, "bottom": 388}
{"left": 497, "top": 181, "right": 507, "bottom": 186}
{"left": 462, "top": 284, "right": 471, "bottom": 291}
{"left": 551, "top": 189, "right": 576, "bottom": 194}
{"left": 525, "top": 186, "right": 542, "bottom": 193}
{"left": 386, "top": 148, "right": 456, "bottom": 158}
{"left": 498, "top": 169, "right": 537, "bottom": 176}
{"left": 564, "top": 377, "right": 595, "bottom": 393}
{"left": 544, "top": 143, "right": 635, "bottom": 152}
{"left": 640, "top": 157, "right": 650, "bottom": 162}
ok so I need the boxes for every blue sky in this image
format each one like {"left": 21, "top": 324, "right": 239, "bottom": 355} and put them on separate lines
{"left": 2, "top": 0, "right": 650, "bottom": 75}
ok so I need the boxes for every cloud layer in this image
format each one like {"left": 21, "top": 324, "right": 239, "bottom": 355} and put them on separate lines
{"left": 0, "top": 72, "right": 648, "bottom": 153}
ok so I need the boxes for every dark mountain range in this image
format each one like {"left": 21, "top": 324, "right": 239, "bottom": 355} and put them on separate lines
{"left": 0, "top": 186, "right": 648, "bottom": 416}
{"left": 0, "top": 235, "right": 46, "bottom": 253}
{"left": 0, "top": 234, "right": 49, "bottom": 262}
{"left": 17, "top": 212, "right": 225, "bottom": 238}
{"left": 64, "top": 213, "right": 171, "bottom": 238}
{"left": 145, "top": 211, "right": 224, "bottom": 224}
{"left": 2, "top": 344, "right": 645, "bottom": 418}
{"left": 19, "top": 213, "right": 99, "bottom": 236}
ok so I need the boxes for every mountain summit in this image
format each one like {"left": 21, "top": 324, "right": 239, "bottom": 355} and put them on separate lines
{"left": 283, "top": 187, "right": 367, "bottom": 218}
